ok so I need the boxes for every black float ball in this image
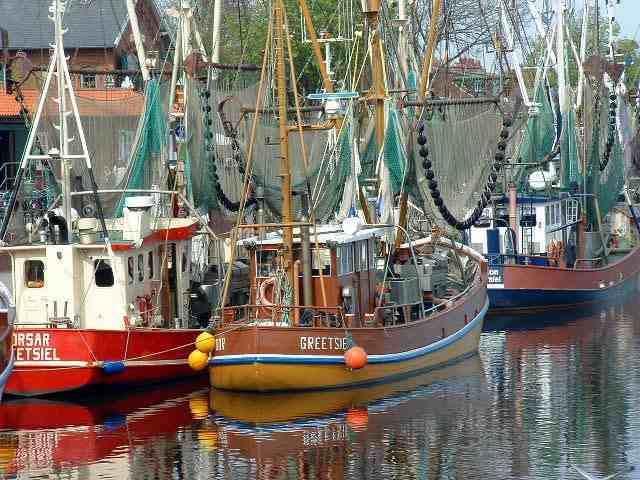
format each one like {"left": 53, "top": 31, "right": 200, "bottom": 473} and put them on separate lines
{"left": 434, "top": 197, "right": 444, "bottom": 207}
{"left": 497, "top": 141, "right": 507, "bottom": 151}
{"left": 417, "top": 135, "right": 427, "bottom": 146}
{"left": 422, "top": 159, "right": 432, "bottom": 170}
{"left": 428, "top": 180, "right": 438, "bottom": 191}
{"left": 426, "top": 170, "right": 435, "bottom": 180}
{"left": 431, "top": 189, "right": 440, "bottom": 199}
{"left": 500, "top": 129, "right": 509, "bottom": 139}
{"left": 419, "top": 147, "right": 429, "bottom": 157}
{"left": 418, "top": 123, "right": 425, "bottom": 134}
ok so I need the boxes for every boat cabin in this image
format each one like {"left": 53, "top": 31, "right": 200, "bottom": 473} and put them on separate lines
{"left": 470, "top": 194, "right": 581, "bottom": 260}
{"left": 1, "top": 196, "right": 199, "bottom": 330}
{"left": 240, "top": 225, "right": 385, "bottom": 325}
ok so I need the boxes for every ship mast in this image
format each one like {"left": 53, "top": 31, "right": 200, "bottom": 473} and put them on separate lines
{"left": 55, "top": 0, "right": 72, "bottom": 226}
{"left": 275, "top": 0, "right": 295, "bottom": 285}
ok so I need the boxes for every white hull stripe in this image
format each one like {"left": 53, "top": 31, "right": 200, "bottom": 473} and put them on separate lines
{"left": 209, "top": 299, "right": 489, "bottom": 366}
{"left": 14, "top": 359, "right": 189, "bottom": 368}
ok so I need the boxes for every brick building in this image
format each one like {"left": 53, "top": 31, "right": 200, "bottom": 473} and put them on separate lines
{"left": 0, "top": 0, "right": 163, "bottom": 186}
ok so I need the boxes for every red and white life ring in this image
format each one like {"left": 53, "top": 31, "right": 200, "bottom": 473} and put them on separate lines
{"left": 257, "top": 277, "right": 276, "bottom": 306}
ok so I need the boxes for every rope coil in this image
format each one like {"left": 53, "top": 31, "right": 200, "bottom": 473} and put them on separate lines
{"left": 417, "top": 116, "right": 512, "bottom": 230}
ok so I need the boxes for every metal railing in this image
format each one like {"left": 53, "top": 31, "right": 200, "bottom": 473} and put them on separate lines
{"left": 219, "top": 304, "right": 346, "bottom": 327}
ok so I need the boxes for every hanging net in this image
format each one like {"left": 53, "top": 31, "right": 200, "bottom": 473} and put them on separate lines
{"left": 413, "top": 102, "right": 502, "bottom": 221}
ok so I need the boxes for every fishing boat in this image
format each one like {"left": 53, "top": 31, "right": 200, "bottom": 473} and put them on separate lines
{"left": 466, "top": 0, "right": 640, "bottom": 313}
{"left": 199, "top": 0, "right": 491, "bottom": 392}
{"left": 0, "top": 0, "right": 212, "bottom": 396}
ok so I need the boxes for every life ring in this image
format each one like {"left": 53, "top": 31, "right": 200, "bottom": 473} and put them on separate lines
{"left": 258, "top": 277, "right": 276, "bottom": 306}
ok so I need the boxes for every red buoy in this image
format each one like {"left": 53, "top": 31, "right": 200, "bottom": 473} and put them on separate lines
{"left": 344, "top": 346, "right": 368, "bottom": 369}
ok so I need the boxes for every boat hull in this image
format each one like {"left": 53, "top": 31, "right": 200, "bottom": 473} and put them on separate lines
{"left": 487, "top": 245, "right": 640, "bottom": 313}
{"left": 6, "top": 328, "right": 203, "bottom": 396}
{"left": 209, "top": 283, "right": 488, "bottom": 392}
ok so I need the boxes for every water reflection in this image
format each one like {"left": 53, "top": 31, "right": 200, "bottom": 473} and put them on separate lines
{"left": 0, "top": 379, "right": 210, "bottom": 478}
{"left": 2, "top": 299, "right": 640, "bottom": 479}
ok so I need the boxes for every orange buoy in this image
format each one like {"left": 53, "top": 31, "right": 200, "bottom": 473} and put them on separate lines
{"left": 195, "top": 331, "right": 216, "bottom": 354}
{"left": 344, "top": 345, "right": 368, "bottom": 369}
{"left": 188, "top": 349, "right": 209, "bottom": 371}
{"left": 346, "top": 406, "right": 369, "bottom": 431}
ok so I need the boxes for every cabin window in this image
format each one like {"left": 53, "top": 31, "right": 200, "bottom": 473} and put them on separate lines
{"left": 25, "top": 260, "right": 45, "bottom": 288}
{"left": 311, "top": 248, "right": 331, "bottom": 276}
{"left": 148, "top": 251, "right": 154, "bottom": 279}
{"left": 360, "top": 241, "right": 368, "bottom": 271}
{"left": 137, "top": 254, "right": 144, "bottom": 282}
{"left": 94, "top": 259, "right": 114, "bottom": 287}
{"left": 566, "top": 199, "right": 579, "bottom": 224}
{"left": 256, "top": 250, "right": 279, "bottom": 277}
{"left": 338, "top": 244, "right": 354, "bottom": 275}
{"left": 368, "top": 240, "right": 376, "bottom": 270}
{"left": 127, "top": 257, "right": 134, "bottom": 284}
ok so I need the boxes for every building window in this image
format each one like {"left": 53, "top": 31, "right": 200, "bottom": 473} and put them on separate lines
{"left": 311, "top": 248, "right": 331, "bottom": 276}
{"left": 148, "top": 251, "right": 154, "bottom": 279}
{"left": 127, "top": 257, "right": 134, "bottom": 284}
{"left": 138, "top": 254, "right": 144, "bottom": 282}
{"left": 105, "top": 74, "right": 116, "bottom": 89}
{"left": 25, "top": 260, "right": 45, "bottom": 288}
{"left": 94, "top": 259, "right": 114, "bottom": 287}
{"left": 80, "top": 73, "right": 96, "bottom": 89}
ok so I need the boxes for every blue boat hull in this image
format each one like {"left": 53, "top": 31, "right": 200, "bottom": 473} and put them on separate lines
{"left": 488, "top": 272, "right": 639, "bottom": 314}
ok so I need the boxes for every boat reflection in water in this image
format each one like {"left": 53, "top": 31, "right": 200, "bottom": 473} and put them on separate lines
{"left": 0, "top": 378, "right": 209, "bottom": 478}
{"left": 205, "top": 355, "right": 487, "bottom": 478}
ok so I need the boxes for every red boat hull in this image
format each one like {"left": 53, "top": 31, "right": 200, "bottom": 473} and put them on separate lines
{"left": 6, "top": 328, "right": 203, "bottom": 396}
{"left": 488, "top": 245, "right": 640, "bottom": 313}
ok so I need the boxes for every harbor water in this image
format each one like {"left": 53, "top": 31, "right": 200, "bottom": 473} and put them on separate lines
{"left": 2, "top": 297, "right": 640, "bottom": 479}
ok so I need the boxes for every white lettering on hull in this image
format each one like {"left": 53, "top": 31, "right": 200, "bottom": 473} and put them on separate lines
{"left": 13, "top": 332, "right": 61, "bottom": 361}
{"left": 299, "top": 336, "right": 348, "bottom": 351}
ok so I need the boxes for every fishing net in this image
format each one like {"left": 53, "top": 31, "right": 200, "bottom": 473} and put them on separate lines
{"left": 511, "top": 85, "right": 557, "bottom": 190}
{"left": 3, "top": 70, "right": 152, "bottom": 242}
{"left": 586, "top": 86, "right": 625, "bottom": 223}
{"left": 413, "top": 102, "right": 502, "bottom": 221}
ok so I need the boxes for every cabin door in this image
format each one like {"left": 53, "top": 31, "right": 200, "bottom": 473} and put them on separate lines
{"left": 82, "top": 256, "right": 124, "bottom": 330}
{"left": 17, "top": 256, "right": 48, "bottom": 324}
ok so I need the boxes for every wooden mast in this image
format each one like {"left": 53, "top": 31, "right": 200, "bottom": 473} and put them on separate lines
{"left": 275, "top": 0, "right": 294, "bottom": 285}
